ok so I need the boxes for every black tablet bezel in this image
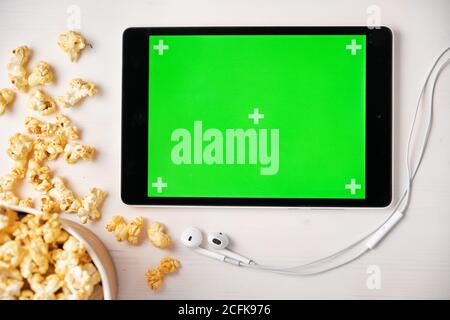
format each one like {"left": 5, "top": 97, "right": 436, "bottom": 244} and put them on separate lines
{"left": 122, "top": 26, "right": 392, "bottom": 207}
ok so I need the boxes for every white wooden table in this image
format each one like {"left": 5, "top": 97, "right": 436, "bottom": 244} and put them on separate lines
{"left": 0, "top": 0, "right": 449, "bottom": 300}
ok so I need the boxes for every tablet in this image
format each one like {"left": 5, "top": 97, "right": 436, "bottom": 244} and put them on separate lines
{"left": 122, "top": 26, "right": 392, "bottom": 207}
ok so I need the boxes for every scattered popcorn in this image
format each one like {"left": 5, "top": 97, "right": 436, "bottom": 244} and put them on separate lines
{"left": 0, "top": 209, "right": 102, "bottom": 300}
{"left": 57, "top": 31, "right": 87, "bottom": 62}
{"left": 28, "top": 88, "right": 57, "bottom": 116}
{"left": 105, "top": 216, "right": 127, "bottom": 242}
{"left": 24, "top": 116, "right": 55, "bottom": 137}
{"left": 63, "top": 143, "right": 94, "bottom": 164}
{"left": 7, "top": 133, "right": 33, "bottom": 161}
{"left": 147, "top": 221, "right": 172, "bottom": 249}
{"left": 48, "top": 177, "right": 80, "bottom": 213}
{"left": 46, "top": 132, "right": 67, "bottom": 160}
{"left": 31, "top": 138, "right": 50, "bottom": 162}
{"left": 56, "top": 78, "right": 97, "bottom": 108}
{"left": 77, "top": 188, "right": 106, "bottom": 224}
{"left": 38, "top": 194, "right": 59, "bottom": 214}
{"left": 0, "top": 88, "right": 15, "bottom": 115}
{"left": 145, "top": 256, "right": 181, "bottom": 292}
{"left": 55, "top": 114, "right": 79, "bottom": 140}
{"left": 106, "top": 215, "right": 144, "bottom": 244}
{"left": 7, "top": 45, "right": 31, "bottom": 92}
{"left": 158, "top": 256, "right": 181, "bottom": 275}
{"left": 28, "top": 61, "right": 54, "bottom": 87}
{"left": 145, "top": 268, "right": 163, "bottom": 291}
{"left": 26, "top": 160, "right": 52, "bottom": 193}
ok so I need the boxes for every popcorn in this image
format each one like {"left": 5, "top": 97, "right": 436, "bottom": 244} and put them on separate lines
{"left": 105, "top": 216, "right": 128, "bottom": 242}
{"left": 147, "top": 221, "right": 172, "bottom": 249}
{"left": 26, "top": 160, "right": 52, "bottom": 193}
{"left": 0, "top": 208, "right": 18, "bottom": 232}
{"left": 55, "top": 114, "right": 79, "bottom": 140}
{"left": 31, "top": 138, "right": 50, "bottom": 162}
{"left": 0, "top": 173, "right": 17, "bottom": 193}
{"left": 29, "top": 274, "right": 63, "bottom": 300}
{"left": 0, "top": 269, "right": 24, "bottom": 300}
{"left": 145, "top": 256, "right": 181, "bottom": 292}
{"left": 57, "top": 31, "right": 87, "bottom": 62}
{"left": 158, "top": 256, "right": 181, "bottom": 275}
{"left": 145, "top": 268, "right": 163, "bottom": 291}
{"left": 24, "top": 116, "right": 55, "bottom": 137}
{"left": 0, "top": 162, "right": 26, "bottom": 192}
{"left": 7, "top": 133, "right": 33, "bottom": 161}
{"left": 0, "top": 192, "right": 20, "bottom": 206}
{"left": 63, "top": 143, "right": 95, "bottom": 164}
{"left": 46, "top": 132, "right": 67, "bottom": 160}
{"left": 38, "top": 194, "right": 59, "bottom": 214}
{"left": 7, "top": 45, "right": 31, "bottom": 92}
{"left": 0, "top": 88, "right": 15, "bottom": 115}
{"left": 28, "top": 88, "right": 57, "bottom": 116}
{"left": 77, "top": 188, "right": 106, "bottom": 224}
{"left": 0, "top": 240, "right": 25, "bottom": 268}
{"left": 18, "top": 198, "right": 33, "bottom": 208}
{"left": 11, "top": 160, "right": 28, "bottom": 180}
{"left": 1, "top": 207, "right": 102, "bottom": 300}
{"left": 28, "top": 61, "right": 54, "bottom": 87}
{"left": 56, "top": 78, "right": 97, "bottom": 108}
{"left": 106, "top": 215, "right": 144, "bottom": 244}
{"left": 49, "top": 177, "right": 80, "bottom": 213}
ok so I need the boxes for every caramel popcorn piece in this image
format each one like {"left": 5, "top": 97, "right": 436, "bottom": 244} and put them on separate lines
{"left": 7, "top": 45, "right": 31, "bottom": 92}
{"left": 24, "top": 116, "right": 55, "bottom": 137}
{"left": 63, "top": 143, "right": 95, "bottom": 164}
{"left": 48, "top": 177, "right": 80, "bottom": 213}
{"left": 38, "top": 194, "right": 59, "bottom": 214}
{"left": 55, "top": 114, "right": 79, "bottom": 140}
{"left": 0, "top": 88, "right": 15, "bottom": 115}
{"left": 56, "top": 78, "right": 97, "bottom": 108}
{"left": 77, "top": 188, "right": 106, "bottom": 224}
{"left": 28, "top": 61, "right": 54, "bottom": 87}
{"left": 145, "top": 268, "right": 163, "bottom": 291}
{"left": 7, "top": 133, "right": 33, "bottom": 161}
{"left": 145, "top": 256, "right": 181, "bottom": 292}
{"left": 46, "top": 133, "right": 67, "bottom": 160}
{"left": 105, "top": 215, "right": 128, "bottom": 242}
{"left": 158, "top": 256, "right": 181, "bottom": 275}
{"left": 57, "top": 31, "right": 87, "bottom": 62}
{"left": 26, "top": 160, "right": 52, "bottom": 193}
{"left": 106, "top": 215, "right": 144, "bottom": 244}
{"left": 147, "top": 221, "right": 172, "bottom": 249}
{"left": 28, "top": 88, "right": 57, "bottom": 116}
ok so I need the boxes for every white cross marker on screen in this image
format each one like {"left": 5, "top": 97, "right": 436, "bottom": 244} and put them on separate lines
{"left": 152, "top": 177, "right": 168, "bottom": 193}
{"left": 248, "top": 108, "right": 265, "bottom": 125}
{"left": 153, "top": 40, "right": 169, "bottom": 55}
{"left": 345, "top": 178, "right": 362, "bottom": 195}
{"left": 345, "top": 39, "right": 362, "bottom": 55}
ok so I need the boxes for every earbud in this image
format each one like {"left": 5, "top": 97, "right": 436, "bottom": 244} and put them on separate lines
{"left": 207, "top": 232, "right": 253, "bottom": 265}
{"left": 180, "top": 227, "right": 238, "bottom": 263}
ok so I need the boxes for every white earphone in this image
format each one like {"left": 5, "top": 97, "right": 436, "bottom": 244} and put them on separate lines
{"left": 181, "top": 227, "right": 254, "bottom": 266}
{"left": 181, "top": 47, "right": 450, "bottom": 276}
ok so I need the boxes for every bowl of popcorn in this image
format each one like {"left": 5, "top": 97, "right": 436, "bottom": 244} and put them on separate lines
{"left": 0, "top": 202, "right": 117, "bottom": 300}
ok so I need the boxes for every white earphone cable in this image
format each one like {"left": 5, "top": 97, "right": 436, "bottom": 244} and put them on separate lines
{"left": 240, "top": 47, "right": 450, "bottom": 275}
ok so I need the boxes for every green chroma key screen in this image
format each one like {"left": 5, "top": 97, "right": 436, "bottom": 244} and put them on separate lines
{"left": 148, "top": 35, "right": 366, "bottom": 199}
